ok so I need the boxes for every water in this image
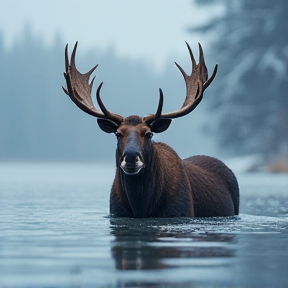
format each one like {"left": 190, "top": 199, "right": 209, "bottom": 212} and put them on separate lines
{"left": 0, "top": 163, "right": 288, "bottom": 287}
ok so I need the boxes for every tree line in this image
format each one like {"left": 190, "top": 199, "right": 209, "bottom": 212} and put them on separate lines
{"left": 1, "top": 0, "right": 287, "bottom": 163}
{"left": 0, "top": 27, "right": 213, "bottom": 162}
{"left": 193, "top": 0, "right": 288, "bottom": 161}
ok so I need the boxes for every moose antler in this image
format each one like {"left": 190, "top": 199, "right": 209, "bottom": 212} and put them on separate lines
{"left": 62, "top": 42, "right": 123, "bottom": 124}
{"left": 144, "top": 42, "right": 218, "bottom": 124}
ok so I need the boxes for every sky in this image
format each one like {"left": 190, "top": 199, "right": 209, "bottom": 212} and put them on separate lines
{"left": 0, "top": 0, "right": 224, "bottom": 71}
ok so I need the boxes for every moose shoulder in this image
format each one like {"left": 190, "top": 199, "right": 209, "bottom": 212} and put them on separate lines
{"left": 62, "top": 42, "right": 239, "bottom": 218}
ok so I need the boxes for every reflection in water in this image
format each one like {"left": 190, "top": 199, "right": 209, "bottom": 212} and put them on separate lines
{"left": 110, "top": 218, "right": 236, "bottom": 271}
{"left": 109, "top": 215, "right": 288, "bottom": 287}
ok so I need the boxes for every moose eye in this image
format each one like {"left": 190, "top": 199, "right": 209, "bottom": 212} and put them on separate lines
{"left": 145, "top": 132, "right": 153, "bottom": 140}
{"left": 115, "top": 132, "right": 123, "bottom": 140}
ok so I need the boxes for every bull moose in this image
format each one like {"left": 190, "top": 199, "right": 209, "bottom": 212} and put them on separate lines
{"left": 62, "top": 42, "right": 239, "bottom": 218}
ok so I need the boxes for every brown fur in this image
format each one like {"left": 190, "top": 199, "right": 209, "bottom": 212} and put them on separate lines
{"left": 109, "top": 119, "right": 239, "bottom": 218}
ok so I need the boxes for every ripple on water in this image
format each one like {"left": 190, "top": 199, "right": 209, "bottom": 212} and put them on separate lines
{"left": 110, "top": 214, "right": 288, "bottom": 236}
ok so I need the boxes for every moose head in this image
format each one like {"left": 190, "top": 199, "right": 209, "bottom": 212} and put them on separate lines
{"left": 62, "top": 42, "right": 217, "bottom": 176}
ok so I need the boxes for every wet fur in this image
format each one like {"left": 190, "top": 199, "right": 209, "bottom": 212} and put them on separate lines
{"left": 110, "top": 141, "right": 239, "bottom": 218}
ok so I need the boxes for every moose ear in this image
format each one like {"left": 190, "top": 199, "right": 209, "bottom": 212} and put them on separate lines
{"left": 97, "top": 119, "right": 119, "bottom": 133}
{"left": 150, "top": 118, "right": 172, "bottom": 133}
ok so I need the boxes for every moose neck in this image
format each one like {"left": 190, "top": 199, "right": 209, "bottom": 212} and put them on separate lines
{"left": 118, "top": 147, "right": 158, "bottom": 218}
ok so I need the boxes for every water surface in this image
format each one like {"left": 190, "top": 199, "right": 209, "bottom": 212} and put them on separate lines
{"left": 0, "top": 163, "right": 287, "bottom": 287}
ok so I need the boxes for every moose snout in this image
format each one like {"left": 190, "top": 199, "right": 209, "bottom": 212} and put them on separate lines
{"left": 120, "top": 150, "right": 145, "bottom": 176}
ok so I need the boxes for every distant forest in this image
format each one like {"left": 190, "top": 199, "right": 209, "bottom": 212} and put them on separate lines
{"left": 194, "top": 0, "right": 288, "bottom": 161}
{"left": 0, "top": 27, "right": 214, "bottom": 162}
{"left": 1, "top": 0, "right": 287, "bottom": 162}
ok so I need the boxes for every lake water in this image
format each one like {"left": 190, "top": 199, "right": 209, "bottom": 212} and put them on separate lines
{"left": 0, "top": 163, "right": 288, "bottom": 287}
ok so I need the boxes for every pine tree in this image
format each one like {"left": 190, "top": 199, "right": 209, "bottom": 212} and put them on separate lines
{"left": 192, "top": 0, "right": 288, "bottom": 160}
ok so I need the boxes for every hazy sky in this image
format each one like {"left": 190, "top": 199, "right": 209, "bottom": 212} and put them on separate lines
{"left": 0, "top": 0, "right": 223, "bottom": 70}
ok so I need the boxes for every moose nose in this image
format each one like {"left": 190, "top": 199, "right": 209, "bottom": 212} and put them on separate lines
{"left": 119, "top": 131, "right": 145, "bottom": 175}
{"left": 121, "top": 131, "right": 142, "bottom": 164}
{"left": 122, "top": 149, "right": 139, "bottom": 164}
{"left": 120, "top": 150, "right": 144, "bottom": 176}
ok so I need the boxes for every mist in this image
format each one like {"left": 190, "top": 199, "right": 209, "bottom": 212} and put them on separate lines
{"left": 0, "top": 0, "right": 287, "bottom": 172}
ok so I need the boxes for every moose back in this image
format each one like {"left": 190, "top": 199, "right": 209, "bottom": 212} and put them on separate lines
{"left": 62, "top": 42, "right": 239, "bottom": 218}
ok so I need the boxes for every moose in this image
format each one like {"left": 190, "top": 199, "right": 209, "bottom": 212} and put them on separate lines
{"left": 62, "top": 42, "right": 239, "bottom": 218}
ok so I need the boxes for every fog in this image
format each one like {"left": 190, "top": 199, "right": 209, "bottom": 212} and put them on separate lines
{"left": 0, "top": 0, "right": 287, "bottom": 169}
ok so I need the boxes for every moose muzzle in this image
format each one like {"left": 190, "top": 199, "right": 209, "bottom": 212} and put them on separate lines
{"left": 120, "top": 132, "right": 145, "bottom": 175}
{"left": 120, "top": 153, "right": 145, "bottom": 175}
